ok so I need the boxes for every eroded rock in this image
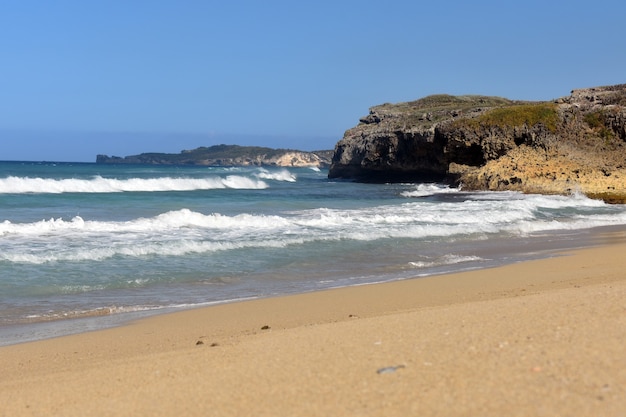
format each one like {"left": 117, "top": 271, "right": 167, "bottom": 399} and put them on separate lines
{"left": 328, "top": 85, "right": 626, "bottom": 202}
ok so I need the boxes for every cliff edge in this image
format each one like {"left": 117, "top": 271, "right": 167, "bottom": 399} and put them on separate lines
{"left": 329, "top": 84, "right": 626, "bottom": 203}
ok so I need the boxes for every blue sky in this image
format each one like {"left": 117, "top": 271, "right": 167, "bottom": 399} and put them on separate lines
{"left": 1, "top": 0, "right": 624, "bottom": 162}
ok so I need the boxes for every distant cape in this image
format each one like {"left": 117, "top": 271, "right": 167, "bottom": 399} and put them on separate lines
{"left": 97, "top": 144, "right": 334, "bottom": 168}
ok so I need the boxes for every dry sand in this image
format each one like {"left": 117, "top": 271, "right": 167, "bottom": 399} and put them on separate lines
{"left": 1, "top": 237, "right": 626, "bottom": 416}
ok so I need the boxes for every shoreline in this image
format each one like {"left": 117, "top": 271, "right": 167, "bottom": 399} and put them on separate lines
{"left": 1, "top": 233, "right": 626, "bottom": 415}
{"left": 2, "top": 223, "right": 624, "bottom": 348}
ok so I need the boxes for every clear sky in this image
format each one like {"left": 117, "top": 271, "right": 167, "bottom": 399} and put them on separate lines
{"left": 1, "top": 0, "right": 625, "bottom": 162}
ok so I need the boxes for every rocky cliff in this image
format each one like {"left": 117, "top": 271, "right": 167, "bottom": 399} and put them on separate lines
{"left": 328, "top": 84, "right": 626, "bottom": 202}
{"left": 97, "top": 145, "right": 333, "bottom": 168}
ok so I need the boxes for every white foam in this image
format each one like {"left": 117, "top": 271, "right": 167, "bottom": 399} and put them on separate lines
{"left": 254, "top": 168, "right": 297, "bottom": 182}
{"left": 2, "top": 192, "right": 626, "bottom": 264}
{"left": 22, "top": 296, "right": 261, "bottom": 321}
{"left": 401, "top": 183, "right": 460, "bottom": 197}
{"left": 409, "top": 255, "right": 484, "bottom": 268}
{"left": 0, "top": 237, "right": 303, "bottom": 264}
{"left": 0, "top": 175, "right": 268, "bottom": 194}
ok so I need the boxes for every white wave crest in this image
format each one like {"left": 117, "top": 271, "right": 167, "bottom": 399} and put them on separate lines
{"left": 401, "top": 184, "right": 460, "bottom": 198}
{"left": 254, "top": 168, "right": 297, "bottom": 182}
{"left": 0, "top": 175, "right": 268, "bottom": 194}
{"left": 0, "top": 216, "right": 86, "bottom": 236}
{"left": 409, "top": 255, "right": 484, "bottom": 268}
{"left": 0, "top": 209, "right": 292, "bottom": 237}
{"left": 0, "top": 238, "right": 299, "bottom": 264}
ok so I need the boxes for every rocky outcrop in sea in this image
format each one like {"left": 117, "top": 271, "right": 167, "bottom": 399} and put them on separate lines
{"left": 328, "top": 84, "right": 626, "bottom": 202}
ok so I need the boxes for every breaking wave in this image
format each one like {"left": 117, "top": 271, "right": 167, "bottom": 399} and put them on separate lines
{"left": 0, "top": 175, "right": 269, "bottom": 194}
{"left": 254, "top": 168, "right": 297, "bottom": 182}
{"left": 401, "top": 183, "right": 460, "bottom": 197}
{"left": 2, "top": 191, "right": 626, "bottom": 264}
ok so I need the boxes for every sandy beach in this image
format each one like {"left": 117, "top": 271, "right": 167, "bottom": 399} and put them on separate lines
{"left": 2, "top": 237, "right": 626, "bottom": 416}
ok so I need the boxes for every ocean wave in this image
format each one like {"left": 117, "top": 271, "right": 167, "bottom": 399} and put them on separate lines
{"left": 0, "top": 234, "right": 305, "bottom": 264}
{"left": 401, "top": 183, "right": 460, "bottom": 197}
{"left": 0, "top": 194, "right": 622, "bottom": 240}
{"left": 409, "top": 254, "right": 484, "bottom": 268}
{"left": 254, "top": 168, "right": 297, "bottom": 182}
{"left": 2, "top": 193, "right": 626, "bottom": 264}
{"left": 0, "top": 209, "right": 293, "bottom": 236}
{"left": 0, "top": 175, "right": 269, "bottom": 194}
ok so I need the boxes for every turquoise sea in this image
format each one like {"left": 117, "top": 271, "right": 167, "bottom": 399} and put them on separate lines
{"left": 2, "top": 160, "right": 626, "bottom": 345}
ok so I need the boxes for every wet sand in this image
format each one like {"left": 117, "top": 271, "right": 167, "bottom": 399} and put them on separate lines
{"left": 1, "top": 238, "right": 625, "bottom": 416}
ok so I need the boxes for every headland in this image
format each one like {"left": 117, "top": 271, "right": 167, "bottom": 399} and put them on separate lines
{"left": 329, "top": 84, "right": 626, "bottom": 203}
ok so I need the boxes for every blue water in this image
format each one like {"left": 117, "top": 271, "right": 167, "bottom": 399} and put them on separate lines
{"left": 2, "top": 160, "right": 626, "bottom": 345}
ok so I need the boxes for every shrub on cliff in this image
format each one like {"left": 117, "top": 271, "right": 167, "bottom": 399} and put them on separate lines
{"left": 457, "top": 103, "right": 559, "bottom": 132}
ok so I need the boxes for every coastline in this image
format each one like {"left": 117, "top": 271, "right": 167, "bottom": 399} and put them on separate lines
{"left": 1, "top": 224, "right": 621, "bottom": 348}
{"left": 2, "top": 235, "right": 626, "bottom": 415}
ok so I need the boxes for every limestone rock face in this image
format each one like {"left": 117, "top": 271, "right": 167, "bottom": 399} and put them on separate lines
{"left": 328, "top": 85, "right": 626, "bottom": 202}
{"left": 329, "top": 95, "right": 512, "bottom": 181}
{"left": 270, "top": 151, "right": 328, "bottom": 167}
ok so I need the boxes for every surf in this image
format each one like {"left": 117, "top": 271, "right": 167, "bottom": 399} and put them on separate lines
{"left": 0, "top": 175, "right": 270, "bottom": 194}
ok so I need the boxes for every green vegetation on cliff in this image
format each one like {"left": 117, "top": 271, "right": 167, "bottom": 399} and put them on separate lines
{"left": 181, "top": 144, "right": 294, "bottom": 159}
{"left": 584, "top": 110, "right": 615, "bottom": 140}
{"left": 390, "top": 94, "right": 512, "bottom": 110}
{"left": 472, "top": 103, "right": 559, "bottom": 132}
{"left": 368, "top": 95, "right": 514, "bottom": 126}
